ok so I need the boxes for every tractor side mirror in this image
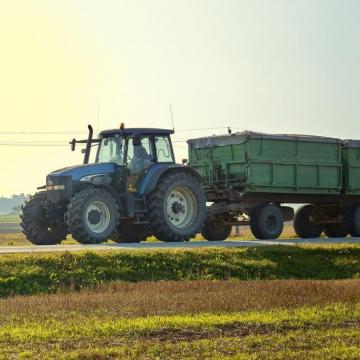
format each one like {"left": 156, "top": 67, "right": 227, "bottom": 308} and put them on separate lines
{"left": 70, "top": 139, "right": 76, "bottom": 151}
{"left": 182, "top": 158, "right": 188, "bottom": 165}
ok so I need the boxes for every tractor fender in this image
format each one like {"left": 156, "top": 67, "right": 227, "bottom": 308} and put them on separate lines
{"left": 138, "top": 164, "right": 202, "bottom": 195}
{"left": 79, "top": 182, "right": 124, "bottom": 213}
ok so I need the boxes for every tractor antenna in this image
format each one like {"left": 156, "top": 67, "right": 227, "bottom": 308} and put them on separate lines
{"left": 169, "top": 103, "right": 175, "bottom": 131}
{"left": 96, "top": 97, "right": 101, "bottom": 135}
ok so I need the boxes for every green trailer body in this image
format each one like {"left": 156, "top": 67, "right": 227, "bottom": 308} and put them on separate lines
{"left": 188, "top": 132, "right": 343, "bottom": 195}
{"left": 188, "top": 131, "right": 360, "bottom": 240}
{"left": 343, "top": 140, "right": 360, "bottom": 195}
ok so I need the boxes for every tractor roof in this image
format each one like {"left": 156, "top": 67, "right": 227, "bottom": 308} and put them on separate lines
{"left": 99, "top": 128, "right": 174, "bottom": 138}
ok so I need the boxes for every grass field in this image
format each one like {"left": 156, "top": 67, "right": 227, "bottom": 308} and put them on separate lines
{"left": 0, "top": 231, "right": 358, "bottom": 358}
{"left": 1, "top": 279, "right": 360, "bottom": 359}
{"left": 0, "top": 213, "right": 20, "bottom": 222}
{"left": 0, "top": 245, "right": 360, "bottom": 297}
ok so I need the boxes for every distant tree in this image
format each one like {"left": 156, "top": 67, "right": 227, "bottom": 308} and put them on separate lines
{"left": 0, "top": 194, "right": 27, "bottom": 215}
{"left": 12, "top": 205, "right": 22, "bottom": 213}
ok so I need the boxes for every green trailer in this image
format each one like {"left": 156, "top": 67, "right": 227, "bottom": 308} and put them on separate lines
{"left": 188, "top": 131, "right": 360, "bottom": 240}
{"left": 343, "top": 140, "right": 360, "bottom": 196}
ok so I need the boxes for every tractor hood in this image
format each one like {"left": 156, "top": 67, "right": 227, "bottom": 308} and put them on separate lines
{"left": 48, "top": 163, "right": 116, "bottom": 181}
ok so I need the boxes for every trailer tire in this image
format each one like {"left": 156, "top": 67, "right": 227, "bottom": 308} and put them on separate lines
{"left": 201, "top": 216, "right": 232, "bottom": 241}
{"left": 324, "top": 224, "right": 348, "bottom": 238}
{"left": 20, "top": 192, "right": 67, "bottom": 245}
{"left": 349, "top": 205, "right": 360, "bottom": 237}
{"left": 66, "top": 188, "right": 119, "bottom": 244}
{"left": 112, "top": 221, "right": 151, "bottom": 243}
{"left": 250, "top": 204, "right": 284, "bottom": 240}
{"left": 147, "top": 172, "right": 206, "bottom": 242}
{"left": 294, "top": 205, "right": 323, "bottom": 238}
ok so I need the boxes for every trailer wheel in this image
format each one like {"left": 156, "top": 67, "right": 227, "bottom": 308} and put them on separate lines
{"left": 324, "top": 224, "right": 348, "bottom": 238}
{"left": 20, "top": 192, "right": 67, "bottom": 245}
{"left": 201, "top": 216, "right": 232, "bottom": 241}
{"left": 250, "top": 204, "right": 284, "bottom": 240}
{"left": 294, "top": 205, "right": 323, "bottom": 238}
{"left": 148, "top": 172, "right": 206, "bottom": 242}
{"left": 65, "top": 188, "right": 119, "bottom": 244}
{"left": 112, "top": 221, "right": 151, "bottom": 243}
{"left": 349, "top": 205, "right": 360, "bottom": 237}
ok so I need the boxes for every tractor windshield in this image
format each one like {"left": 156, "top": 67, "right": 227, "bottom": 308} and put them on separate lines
{"left": 96, "top": 136, "right": 125, "bottom": 165}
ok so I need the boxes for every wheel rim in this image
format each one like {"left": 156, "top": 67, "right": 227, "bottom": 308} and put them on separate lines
{"left": 166, "top": 187, "right": 197, "bottom": 229}
{"left": 85, "top": 201, "right": 111, "bottom": 233}
{"left": 265, "top": 214, "right": 278, "bottom": 233}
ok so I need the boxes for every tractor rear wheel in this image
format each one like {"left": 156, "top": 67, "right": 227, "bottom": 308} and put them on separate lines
{"left": 202, "top": 216, "right": 232, "bottom": 241}
{"left": 65, "top": 188, "right": 119, "bottom": 244}
{"left": 20, "top": 192, "right": 67, "bottom": 245}
{"left": 147, "top": 172, "right": 206, "bottom": 242}
{"left": 250, "top": 204, "right": 284, "bottom": 240}
{"left": 294, "top": 205, "right": 323, "bottom": 238}
{"left": 112, "top": 221, "right": 151, "bottom": 243}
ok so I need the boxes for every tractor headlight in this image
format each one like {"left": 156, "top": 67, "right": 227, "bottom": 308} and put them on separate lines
{"left": 46, "top": 184, "right": 66, "bottom": 191}
{"left": 80, "top": 174, "right": 112, "bottom": 185}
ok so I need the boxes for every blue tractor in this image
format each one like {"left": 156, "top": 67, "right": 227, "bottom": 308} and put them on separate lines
{"left": 21, "top": 125, "right": 206, "bottom": 244}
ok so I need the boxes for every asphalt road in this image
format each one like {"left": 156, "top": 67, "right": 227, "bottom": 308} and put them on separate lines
{"left": 0, "top": 237, "right": 359, "bottom": 254}
{"left": 0, "top": 222, "right": 21, "bottom": 233}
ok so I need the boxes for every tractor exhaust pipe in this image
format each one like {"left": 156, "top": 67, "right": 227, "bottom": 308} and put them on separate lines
{"left": 83, "top": 125, "right": 93, "bottom": 164}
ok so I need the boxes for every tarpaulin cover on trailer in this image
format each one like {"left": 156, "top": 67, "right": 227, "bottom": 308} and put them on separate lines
{"left": 187, "top": 131, "right": 342, "bottom": 149}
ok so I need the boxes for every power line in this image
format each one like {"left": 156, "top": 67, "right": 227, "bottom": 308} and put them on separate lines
{"left": 174, "top": 127, "right": 229, "bottom": 132}
{"left": 0, "top": 126, "right": 247, "bottom": 147}
{"left": 0, "top": 143, "right": 69, "bottom": 147}
{"left": 0, "top": 131, "right": 87, "bottom": 135}
{"left": 0, "top": 126, "right": 240, "bottom": 135}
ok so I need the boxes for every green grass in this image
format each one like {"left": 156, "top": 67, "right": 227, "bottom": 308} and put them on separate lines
{"left": 0, "top": 213, "right": 20, "bottom": 222}
{"left": 1, "top": 245, "right": 360, "bottom": 297}
{"left": 1, "top": 303, "right": 360, "bottom": 359}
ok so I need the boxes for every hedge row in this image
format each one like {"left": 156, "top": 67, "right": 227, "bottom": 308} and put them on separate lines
{"left": 0, "top": 245, "right": 360, "bottom": 297}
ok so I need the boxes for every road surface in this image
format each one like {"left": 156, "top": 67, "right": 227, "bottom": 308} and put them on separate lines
{"left": 0, "top": 237, "right": 359, "bottom": 254}
{"left": 0, "top": 222, "right": 21, "bottom": 233}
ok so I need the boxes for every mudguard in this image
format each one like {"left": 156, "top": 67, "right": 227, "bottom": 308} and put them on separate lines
{"left": 138, "top": 164, "right": 201, "bottom": 195}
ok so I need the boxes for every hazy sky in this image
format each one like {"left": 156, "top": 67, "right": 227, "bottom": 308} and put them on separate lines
{"left": 0, "top": 0, "right": 359, "bottom": 196}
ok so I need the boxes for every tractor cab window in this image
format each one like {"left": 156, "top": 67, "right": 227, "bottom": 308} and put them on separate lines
{"left": 155, "top": 136, "right": 174, "bottom": 163}
{"left": 127, "top": 136, "right": 154, "bottom": 175}
{"left": 96, "top": 136, "right": 125, "bottom": 165}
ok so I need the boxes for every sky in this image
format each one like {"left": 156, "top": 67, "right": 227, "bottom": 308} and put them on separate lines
{"left": 0, "top": 0, "right": 359, "bottom": 196}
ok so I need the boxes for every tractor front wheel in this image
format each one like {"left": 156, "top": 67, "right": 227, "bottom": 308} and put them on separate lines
{"left": 20, "top": 192, "right": 67, "bottom": 245}
{"left": 147, "top": 172, "right": 206, "bottom": 242}
{"left": 65, "top": 188, "right": 119, "bottom": 244}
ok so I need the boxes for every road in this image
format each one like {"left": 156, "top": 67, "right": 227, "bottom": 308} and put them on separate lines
{"left": 0, "top": 237, "right": 359, "bottom": 254}
{"left": 0, "top": 222, "right": 21, "bottom": 233}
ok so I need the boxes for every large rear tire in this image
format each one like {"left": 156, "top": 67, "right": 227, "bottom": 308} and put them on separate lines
{"left": 349, "top": 205, "right": 360, "bottom": 237}
{"left": 147, "top": 172, "right": 206, "bottom": 242}
{"left": 250, "top": 204, "right": 284, "bottom": 240}
{"left": 202, "top": 216, "right": 232, "bottom": 241}
{"left": 20, "top": 193, "right": 67, "bottom": 245}
{"left": 294, "top": 205, "right": 323, "bottom": 238}
{"left": 65, "top": 188, "right": 119, "bottom": 244}
{"left": 112, "top": 221, "right": 151, "bottom": 243}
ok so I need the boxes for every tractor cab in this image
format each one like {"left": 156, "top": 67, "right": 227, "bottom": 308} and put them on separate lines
{"left": 95, "top": 127, "right": 175, "bottom": 192}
